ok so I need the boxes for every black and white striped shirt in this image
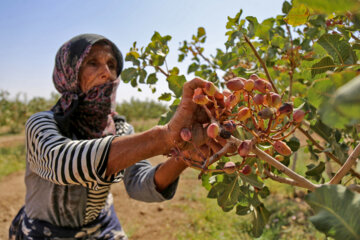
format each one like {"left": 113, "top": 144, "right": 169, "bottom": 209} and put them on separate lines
{"left": 24, "top": 111, "right": 178, "bottom": 227}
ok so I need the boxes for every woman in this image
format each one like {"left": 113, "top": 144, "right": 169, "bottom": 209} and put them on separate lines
{"left": 9, "top": 34, "right": 217, "bottom": 239}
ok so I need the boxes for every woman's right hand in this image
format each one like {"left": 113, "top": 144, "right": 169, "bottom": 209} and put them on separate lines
{"left": 165, "top": 77, "right": 215, "bottom": 149}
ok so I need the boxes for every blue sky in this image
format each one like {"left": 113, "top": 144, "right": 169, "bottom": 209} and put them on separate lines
{"left": 0, "top": 0, "right": 285, "bottom": 103}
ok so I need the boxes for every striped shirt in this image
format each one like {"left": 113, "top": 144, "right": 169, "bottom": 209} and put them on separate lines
{"left": 24, "top": 111, "right": 178, "bottom": 228}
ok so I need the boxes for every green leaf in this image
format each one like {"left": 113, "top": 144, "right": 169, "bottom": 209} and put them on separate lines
{"left": 178, "top": 54, "right": 185, "bottom": 62}
{"left": 138, "top": 69, "right": 147, "bottom": 83}
{"left": 306, "top": 162, "right": 325, "bottom": 176}
{"left": 197, "top": 27, "right": 206, "bottom": 39}
{"left": 246, "top": 16, "right": 259, "bottom": 38}
{"left": 271, "top": 35, "right": 286, "bottom": 48}
{"left": 151, "top": 54, "right": 165, "bottom": 67}
{"left": 121, "top": 67, "right": 137, "bottom": 83}
{"left": 158, "top": 92, "right": 172, "bottom": 101}
{"left": 201, "top": 173, "right": 212, "bottom": 191}
{"left": 282, "top": 1, "right": 292, "bottom": 14}
{"left": 125, "top": 51, "right": 140, "bottom": 66}
{"left": 317, "top": 34, "right": 358, "bottom": 65}
{"left": 306, "top": 162, "right": 325, "bottom": 181}
{"left": 236, "top": 204, "right": 251, "bottom": 215}
{"left": 258, "top": 186, "right": 270, "bottom": 199}
{"left": 240, "top": 173, "right": 264, "bottom": 189}
{"left": 219, "top": 52, "right": 238, "bottom": 70}
{"left": 286, "top": 136, "right": 300, "bottom": 152}
{"left": 305, "top": 185, "right": 360, "bottom": 240}
{"left": 226, "top": 9, "right": 243, "bottom": 29}
{"left": 284, "top": 4, "right": 309, "bottom": 26}
{"left": 251, "top": 204, "right": 271, "bottom": 238}
{"left": 187, "top": 62, "right": 199, "bottom": 74}
{"left": 300, "top": 0, "right": 360, "bottom": 15}
{"left": 146, "top": 73, "right": 158, "bottom": 84}
{"left": 158, "top": 98, "right": 179, "bottom": 125}
{"left": 256, "top": 18, "right": 275, "bottom": 41}
{"left": 307, "top": 78, "right": 333, "bottom": 108}
{"left": 167, "top": 75, "right": 186, "bottom": 98}
{"left": 318, "top": 72, "right": 359, "bottom": 129}
{"left": 170, "top": 67, "right": 179, "bottom": 76}
{"left": 151, "top": 31, "right": 172, "bottom": 45}
{"left": 217, "top": 177, "right": 240, "bottom": 211}
{"left": 311, "top": 56, "right": 335, "bottom": 78}
{"left": 310, "top": 118, "right": 333, "bottom": 142}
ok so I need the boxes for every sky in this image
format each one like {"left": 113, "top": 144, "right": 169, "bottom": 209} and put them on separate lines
{"left": 0, "top": 0, "right": 286, "bottom": 104}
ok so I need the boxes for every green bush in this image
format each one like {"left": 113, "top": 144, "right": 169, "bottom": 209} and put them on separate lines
{"left": 116, "top": 97, "right": 168, "bottom": 122}
{"left": 0, "top": 91, "right": 167, "bottom": 134}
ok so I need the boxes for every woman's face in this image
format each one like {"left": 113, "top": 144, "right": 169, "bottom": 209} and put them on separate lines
{"left": 79, "top": 43, "right": 118, "bottom": 93}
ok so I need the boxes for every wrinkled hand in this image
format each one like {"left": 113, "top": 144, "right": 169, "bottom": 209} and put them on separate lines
{"left": 166, "top": 78, "right": 214, "bottom": 148}
{"left": 179, "top": 136, "right": 227, "bottom": 168}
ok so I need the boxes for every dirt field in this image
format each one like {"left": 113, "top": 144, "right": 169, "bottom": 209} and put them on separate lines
{"left": 0, "top": 148, "right": 206, "bottom": 239}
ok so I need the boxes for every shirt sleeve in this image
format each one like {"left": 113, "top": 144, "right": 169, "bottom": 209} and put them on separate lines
{"left": 123, "top": 160, "right": 179, "bottom": 202}
{"left": 25, "top": 112, "right": 122, "bottom": 190}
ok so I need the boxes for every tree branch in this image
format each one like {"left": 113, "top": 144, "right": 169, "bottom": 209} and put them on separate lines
{"left": 264, "top": 168, "right": 311, "bottom": 189}
{"left": 252, "top": 143, "right": 319, "bottom": 191}
{"left": 298, "top": 126, "right": 360, "bottom": 179}
{"left": 243, "top": 35, "right": 278, "bottom": 94}
{"left": 329, "top": 142, "right": 360, "bottom": 184}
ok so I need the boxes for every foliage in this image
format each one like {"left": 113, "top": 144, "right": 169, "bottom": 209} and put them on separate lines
{"left": 176, "top": 170, "right": 323, "bottom": 240}
{"left": 115, "top": 97, "right": 167, "bottom": 122}
{"left": 122, "top": 0, "right": 360, "bottom": 237}
{"left": 0, "top": 90, "right": 59, "bottom": 134}
{"left": 0, "top": 91, "right": 167, "bottom": 134}
{"left": 305, "top": 185, "right": 360, "bottom": 240}
{"left": 0, "top": 145, "right": 26, "bottom": 179}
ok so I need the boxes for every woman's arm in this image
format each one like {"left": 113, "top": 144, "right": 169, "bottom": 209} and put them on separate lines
{"left": 154, "top": 157, "right": 188, "bottom": 192}
{"left": 106, "top": 125, "right": 172, "bottom": 175}
{"left": 106, "top": 78, "right": 210, "bottom": 177}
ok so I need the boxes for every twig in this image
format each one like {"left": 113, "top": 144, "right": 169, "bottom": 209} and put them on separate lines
{"left": 285, "top": 23, "right": 295, "bottom": 101}
{"left": 207, "top": 140, "right": 239, "bottom": 166}
{"left": 155, "top": 66, "right": 169, "bottom": 77}
{"left": 252, "top": 143, "right": 319, "bottom": 191}
{"left": 347, "top": 184, "right": 360, "bottom": 193}
{"left": 298, "top": 126, "right": 360, "bottom": 179}
{"left": 264, "top": 168, "right": 311, "bottom": 189}
{"left": 291, "top": 151, "right": 298, "bottom": 171}
{"left": 271, "top": 123, "right": 300, "bottom": 141}
{"left": 195, "top": 46, "right": 216, "bottom": 69}
{"left": 351, "top": 32, "right": 360, "bottom": 42}
{"left": 329, "top": 142, "right": 360, "bottom": 184}
{"left": 243, "top": 35, "right": 278, "bottom": 94}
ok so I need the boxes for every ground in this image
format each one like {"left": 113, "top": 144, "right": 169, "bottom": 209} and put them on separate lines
{"left": 0, "top": 154, "right": 206, "bottom": 240}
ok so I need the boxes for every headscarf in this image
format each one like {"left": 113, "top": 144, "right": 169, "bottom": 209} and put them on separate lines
{"left": 51, "top": 34, "right": 124, "bottom": 139}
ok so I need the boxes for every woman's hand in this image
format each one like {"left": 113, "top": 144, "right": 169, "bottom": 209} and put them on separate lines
{"left": 166, "top": 77, "right": 215, "bottom": 149}
{"left": 106, "top": 78, "right": 215, "bottom": 177}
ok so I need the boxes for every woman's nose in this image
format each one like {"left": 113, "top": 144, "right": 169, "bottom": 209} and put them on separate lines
{"left": 100, "top": 64, "right": 111, "bottom": 80}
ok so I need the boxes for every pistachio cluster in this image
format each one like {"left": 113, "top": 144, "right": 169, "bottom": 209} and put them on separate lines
{"left": 180, "top": 74, "right": 305, "bottom": 176}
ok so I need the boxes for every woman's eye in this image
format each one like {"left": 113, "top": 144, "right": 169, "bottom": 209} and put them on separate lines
{"left": 88, "top": 60, "right": 97, "bottom": 66}
{"left": 108, "top": 62, "right": 116, "bottom": 70}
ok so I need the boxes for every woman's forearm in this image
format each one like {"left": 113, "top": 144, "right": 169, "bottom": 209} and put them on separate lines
{"left": 154, "top": 157, "right": 188, "bottom": 192}
{"left": 106, "top": 125, "right": 172, "bottom": 176}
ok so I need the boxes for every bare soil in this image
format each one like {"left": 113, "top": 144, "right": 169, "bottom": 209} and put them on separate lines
{"left": 0, "top": 155, "right": 205, "bottom": 240}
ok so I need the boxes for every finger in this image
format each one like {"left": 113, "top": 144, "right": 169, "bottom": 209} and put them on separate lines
{"left": 194, "top": 106, "right": 210, "bottom": 123}
{"left": 206, "top": 138, "right": 223, "bottom": 153}
{"left": 182, "top": 78, "right": 213, "bottom": 98}
{"left": 214, "top": 136, "right": 227, "bottom": 146}
{"left": 191, "top": 123, "right": 207, "bottom": 146}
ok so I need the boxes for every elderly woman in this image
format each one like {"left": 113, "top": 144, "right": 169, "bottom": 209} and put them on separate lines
{"left": 9, "top": 34, "right": 217, "bottom": 239}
